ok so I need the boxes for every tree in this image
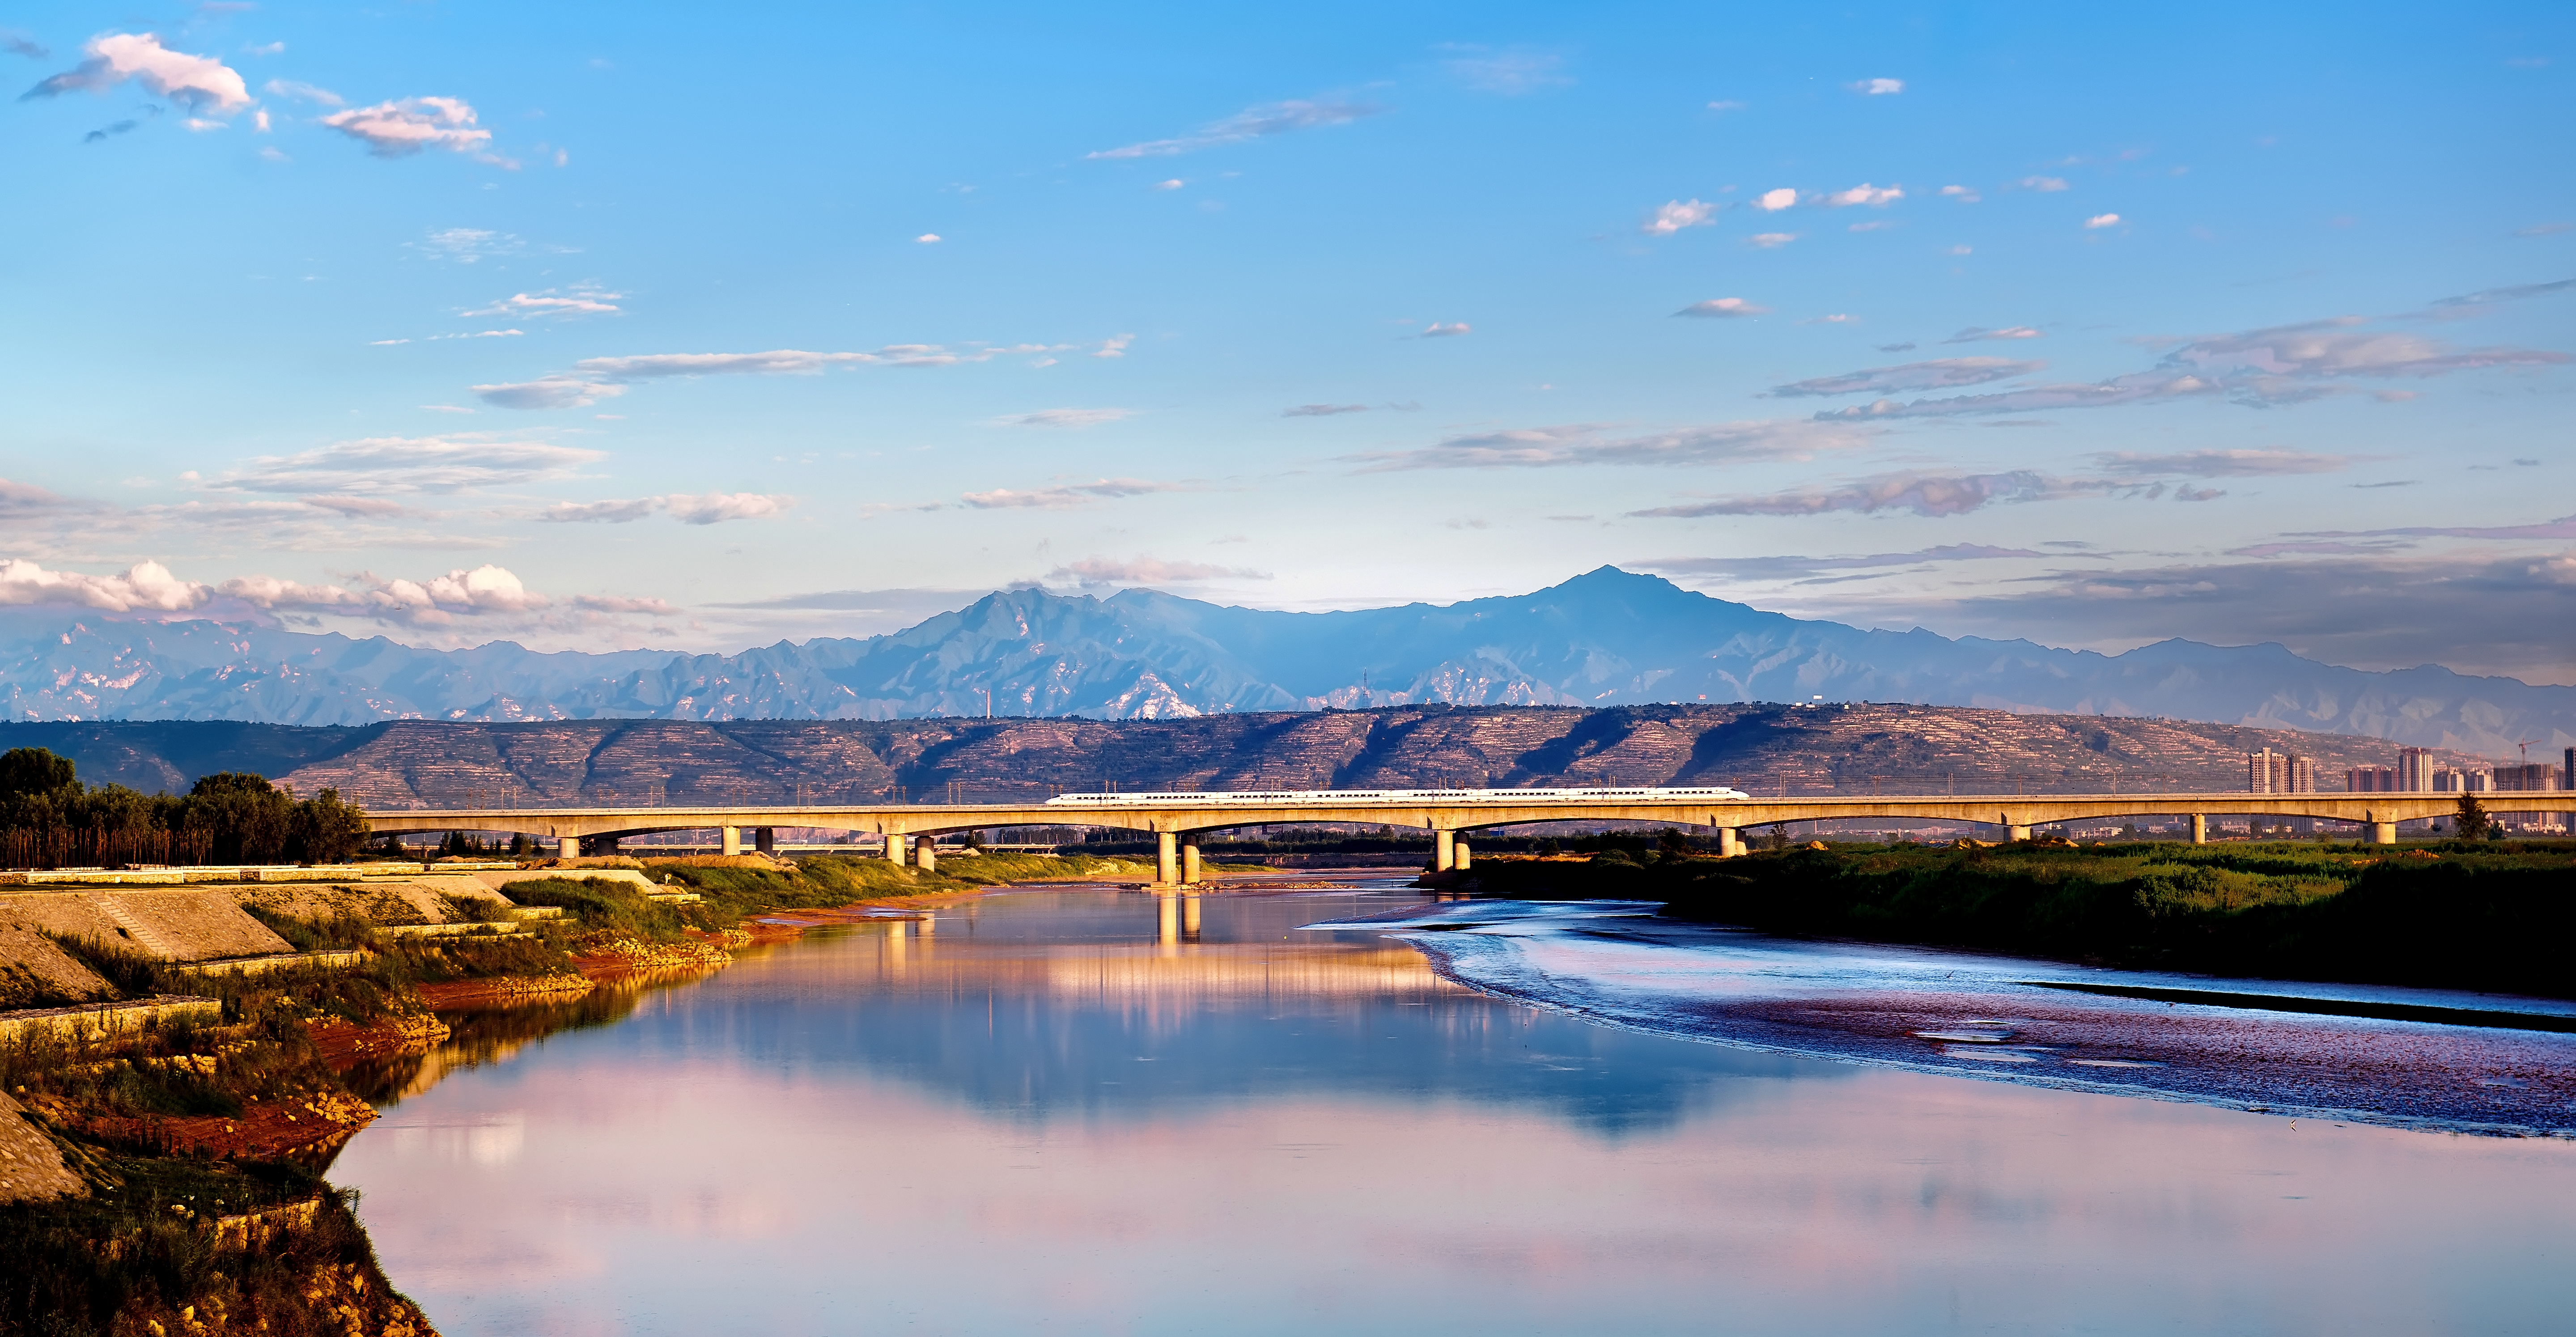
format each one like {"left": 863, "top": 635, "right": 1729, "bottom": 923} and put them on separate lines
{"left": 0, "top": 747, "right": 75, "bottom": 799}
{"left": 184, "top": 772, "right": 295, "bottom": 864}
{"left": 2453, "top": 792, "right": 2490, "bottom": 842}
{"left": 289, "top": 788, "right": 369, "bottom": 864}
{"left": 1657, "top": 827, "right": 1693, "bottom": 857}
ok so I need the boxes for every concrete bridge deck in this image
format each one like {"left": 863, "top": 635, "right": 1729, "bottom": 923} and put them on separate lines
{"left": 365, "top": 791, "right": 2567, "bottom": 884}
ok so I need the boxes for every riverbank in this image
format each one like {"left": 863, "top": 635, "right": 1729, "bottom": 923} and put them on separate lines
{"left": 0, "top": 850, "right": 1150, "bottom": 1336}
{"left": 1443, "top": 841, "right": 2576, "bottom": 999}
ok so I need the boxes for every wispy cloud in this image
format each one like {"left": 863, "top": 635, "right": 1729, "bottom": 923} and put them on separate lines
{"left": 1632, "top": 471, "right": 2066, "bottom": 518}
{"left": 2084, "top": 212, "right": 2122, "bottom": 229}
{"left": 961, "top": 478, "right": 1192, "bottom": 509}
{"left": 1850, "top": 77, "right": 1905, "bottom": 95}
{"left": 1283, "top": 403, "right": 1372, "bottom": 416}
{"left": 1768, "top": 357, "right": 2044, "bottom": 398}
{"left": 2432, "top": 277, "right": 2575, "bottom": 308}
{"left": 1808, "top": 315, "right": 2569, "bottom": 420}
{"left": 537, "top": 492, "right": 795, "bottom": 525}
{"left": 1939, "top": 184, "right": 1980, "bottom": 203}
{"left": 989, "top": 407, "right": 1137, "bottom": 429}
{"left": 1824, "top": 183, "right": 1902, "bottom": 207}
{"left": 1638, "top": 543, "right": 2045, "bottom": 582}
{"left": 1088, "top": 97, "right": 1383, "bottom": 159}
{"left": 1675, "top": 297, "right": 1770, "bottom": 318}
{"left": 1442, "top": 48, "right": 1570, "bottom": 95}
{"left": 1044, "top": 556, "right": 1270, "bottom": 587}
{"left": 3, "top": 30, "right": 51, "bottom": 60}
{"left": 1420, "top": 322, "right": 1471, "bottom": 337}
{"left": 215, "top": 434, "right": 605, "bottom": 495}
{"left": 477, "top": 340, "right": 1093, "bottom": 408}
{"left": 1944, "top": 326, "right": 2042, "bottom": 342}
{"left": 2090, "top": 449, "right": 2355, "bottom": 477}
{"left": 1345, "top": 419, "right": 1868, "bottom": 472}
{"left": 24, "top": 33, "right": 251, "bottom": 114}
{"left": 262, "top": 77, "right": 342, "bottom": 106}
{"left": 0, "top": 478, "right": 81, "bottom": 519}
{"left": 1642, "top": 199, "right": 1720, "bottom": 235}
{"left": 464, "top": 286, "right": 622, "bottom": 319}
{"left": 2020, "top": 176, "right": 2069, "bottom": 192}
{"left": 320, "top": 96, "right": 493, "bottom": 157}
{"left": 1748, "top": 232, "right": 1797, "bottom": 248}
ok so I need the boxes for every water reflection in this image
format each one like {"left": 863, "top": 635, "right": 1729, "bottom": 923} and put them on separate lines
{"left": 334, "top": 887, "right": 2576, "bottom": 1337}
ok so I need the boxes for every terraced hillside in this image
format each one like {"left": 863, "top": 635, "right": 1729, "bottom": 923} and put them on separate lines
{"left": 4, "top": 705, "right": 2489, "bottom": 809}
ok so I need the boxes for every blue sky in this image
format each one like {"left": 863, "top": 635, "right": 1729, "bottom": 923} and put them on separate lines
{"left": 4, "top": 2, "right": 2572, "bottom": 679}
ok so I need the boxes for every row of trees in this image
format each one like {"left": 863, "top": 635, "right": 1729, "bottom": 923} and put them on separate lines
{"left": 0, "top": 747, "right": 370, "bottom": 868}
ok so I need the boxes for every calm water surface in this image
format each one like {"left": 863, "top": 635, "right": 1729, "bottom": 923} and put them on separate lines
{"left": 334, "top": 886, "right": 2576, "bottom": 1335}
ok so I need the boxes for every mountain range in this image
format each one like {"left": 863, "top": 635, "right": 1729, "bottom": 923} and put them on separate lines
{"left": 3, "top": 568, "right": 2568, "bottom": 756}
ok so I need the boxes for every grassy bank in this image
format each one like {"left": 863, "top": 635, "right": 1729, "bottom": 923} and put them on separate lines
{"left": 0, "top": 850, "right": 1155, "bottom": 1334}
{"left": 1453, "top": 842, "right": 2576, "bottom": 998}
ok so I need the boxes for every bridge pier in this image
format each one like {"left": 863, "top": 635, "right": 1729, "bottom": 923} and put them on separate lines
{"left": 1718, "top": 828, "right": 1742, "bottom": 858}
{"left": 1181, "top": 835, "right": 1201, "bottom": 885}
{"left": 2372, "top": 821, "right": 2397, "bottom": 846}
{"left": 720, "top": 825, "right": 742, "bottom": 857}
{"left": 2007, "top": 824, "right": 2033, "bottom": 842}
{"left": 555, "top": 835, "right": 574, "bottom": 860}
{"left": 915, "top": 837, "right": 937, "bottom": 874}
{"left": 881, "top": 830, "right": 903, "bottom": 862}
{"left": 1454, "top": 837, "right": 1471, "bottom": 871}
{"left": 1157, "top": 832, "right": 1179, "bottom": 886}
{"left": 2191, "top": 814, "right": 2208, "bottom": 845}
{"left": 755, "top": 827, "right": 775, "bottom": 856}
{"left": 1434, "top": 830, "right": 1456, "bottom": 872}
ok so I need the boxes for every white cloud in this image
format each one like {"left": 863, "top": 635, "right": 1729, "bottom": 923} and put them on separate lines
{"left": 1642, "top": 199, "right": 1719, "bottom": 235}
{"left": 222, "top": 565, "right": 549, "bottom": 625}
{"left": 0, "top": 478, "right": 79, "bottom": 519}
{"left": 1753, "top": 187, "right": 1798, "bottom": 212}
{"left": 253, "top": 109, "right": 270, "bottom": 132}
{"left": 989, "top": 407, "right": 1137, "bottom": 429}
{"left": 666, "top": 492, "right": 795, "bottom": 525}
{"left": 916, "top": 233, "right": 942, "bottom": 244}
{"left": 1088, "top": 98, "right": 1383, "bottom": 159}
{"left": 2085, "top": 212, "right": 2122, "bottom": 229}
{"left": 262, "top": 78, "right": 343, "bottom": 107}
{"left": 1421, "top": 322, "right": 1472, "bottom": 337}
{"left": 1094, "top": 333, "right": 1133, "bottom": 358}
{"left": 416, "top": 228, "right": 519, "bottom": 263}
{"left": 1824, "top": 183, "right": 1902, "bottom": 207}
{"left": 961, "top": 478, "right": 1192, "bottom": 509}
{"left": 183, "top": 117, "right": 226, "bottom": 132}
{"left": 463, "top": 287, "right": 622, "bottom": 319}
{"left": 473, "top": 378, "right": 624, "bottom": 410}
{"left": 1152, "top": 179, "right": 1185, "bottom": 191}
{"left": 1852, "top": 78, "right": 1905, "bottom": 95}
{"left": 320, "top": 97, "right": 492, "bottom": 157}
{"left": 2021, "top": 176, "right": 2070, "bottom": 192}
{"left": 1283, "top": 403, "right": 1373, "bottom": 417}
{"left": 0, "top": 559, "right": 208, "bottom": 612}
{"left": 1674, "top": 297, "right": 1770, "bottom": 318}
{"left": 1044, "top": 556, "right": 1270, "bottom": 586}
{"left": 1940, "top": 184, "right": 1980, "bottom": 202}
{"left": 27, "top": 33, "right": 251, "bottom": 115}
{"left": 1748, "top": 232, "right": 1797, "bottom": 248}
{"left": 1769, "top": 357, "right": 2046, "bottom": 398}
{"left": 1346, "top": 418, "right": 1869, "bottom": 472}
{"left": 217, "top": 434, "right": 607, "bottom": 495}
{"left": 1944, "top": 325, "right": 2043, "bottom": 342}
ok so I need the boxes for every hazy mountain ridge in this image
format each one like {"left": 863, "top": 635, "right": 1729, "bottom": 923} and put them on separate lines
{"left": 1, "top": 569, "right": 2568, "bottom": 754}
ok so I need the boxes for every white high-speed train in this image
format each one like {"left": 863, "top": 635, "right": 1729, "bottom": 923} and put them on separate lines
{"left": 1042, "top": 786, "right": 1749, "bottom": 807}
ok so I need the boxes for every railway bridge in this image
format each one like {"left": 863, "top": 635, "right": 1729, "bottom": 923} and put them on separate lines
{"left": 362, "top": 791, "right": 2564, "bottom": 886}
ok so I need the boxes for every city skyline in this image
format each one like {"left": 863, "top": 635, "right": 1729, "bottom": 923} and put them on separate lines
{"left": 4, "top": 3, "right": 2573, "bottom": 682}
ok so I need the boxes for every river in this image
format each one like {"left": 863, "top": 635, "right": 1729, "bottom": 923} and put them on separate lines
{"left": 333, "top": 883, "right": 2576, "bottom": 1335}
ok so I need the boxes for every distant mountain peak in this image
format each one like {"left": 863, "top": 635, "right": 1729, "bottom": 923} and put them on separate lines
{"left": 0, "top": 570, "right": 2566, "bottom": 752}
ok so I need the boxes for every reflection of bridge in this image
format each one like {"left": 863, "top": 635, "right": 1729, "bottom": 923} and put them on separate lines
{"left": 363, "top": 791, "right": 2565, "bottom": 885}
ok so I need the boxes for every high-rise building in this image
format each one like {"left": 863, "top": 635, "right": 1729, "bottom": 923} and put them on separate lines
{"left": 2564, "top": 746, "right": 2574, "bottom": 793}
{"left": 2248, "top": 748, "right": 2312, "bottom": 793}
{"left": 2493, "top": 763, "right": 2562, "bottom": 792}
{"left": 2346, "top": 765, "right": 2399, "bottom": 793}
{"left": 2397, "top": 746, "right": 2434, "bottom": 792}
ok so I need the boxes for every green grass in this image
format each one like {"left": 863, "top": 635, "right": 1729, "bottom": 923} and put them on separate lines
{"left": 1458, "top": 842, "right": 2576, "bottom": 997}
